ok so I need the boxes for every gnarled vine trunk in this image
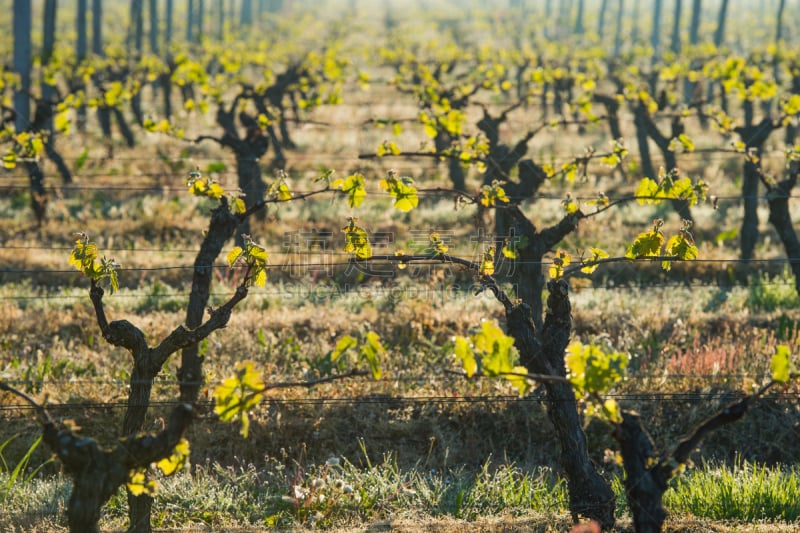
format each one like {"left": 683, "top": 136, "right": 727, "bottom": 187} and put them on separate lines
{"left": 502, "top": 280, "right": 616, "bottom": 529}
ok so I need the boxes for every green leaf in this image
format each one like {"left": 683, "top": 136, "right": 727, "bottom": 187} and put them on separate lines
{"left": 423, "top": 122, "right": 438, "bottom": 138}
{"left": 666, "top": 232, "right": 698, "bottom": 261}
{"left": 156, "top": 438, "right": 190, "bottom": 476}
{"left": 227, "top": 236, "right": 269, "bottom": 287}
{"left": 331, "top": 335, "right": 358, "bottom": 362}
{"left": 581, "top": 247, "right": 609, "bottom": 274}
{"left": 626, "top": 226, "right": 664, "bottom": 260}
{"left": 427, "top": 232, "right": 449, "bottom": 255}
{"left": 454, "top": 336, "right": 477, "bottom": 378}
{"left": 771, "top": 344, "right": 792, "bottom": 383}
{"left": 227, "top": 246, "right": 244, "bottom": 267}
{"left": 69, "top": 234, "right": 99, "bottom": 272}
{"left": 454, "top": 321, "right": 526, "bottom": 389}
{"left": 562, "top": 196, "right": 579, "bottom": 214}
{"left": 270, "top": 178, "right": 292, "bottom": 201}
{"left": 232, "top": 198, "right": 246, "bottom": 214}
{"left": 69, "top": 234, "right": 120, "bottom": 293}
{"left": 602, "top": 398, "right": 622, "bottom": 424}
{"left": 473, "top": 321, "right": 516, "bottom": 376}
{"left": 127, "top": 469, "right": 158, "bottom": 496}
{"left": 379, "top": 172, "right": 419, "bottom": 212}
{"left": 635, "top": 177, "right": 661, "bottom": 204}
{"left": 549, "top": 250, "right": 571, "bottom": 280}
{"left": 715, "top": 227, "right": 738, "bottom": 245}
{"left": 214, "top": 361, "right": 265, "bottom": 438}
{"left": 480, "top": 181, "right": 510, "bottom": 207}
{"left": 678, "top": 133, "right": 695, "bottom": 152}
{"left": 501, "top": 235, "right": 529, "bottom": 260}
{"left": 376, "top": 140, "right": 401, "bottom": 157}
{"left": 360, "top": 331, "right": 384, "bottom": 380}
{"left": 342, "top": 218, "right": 372, "bottom": 259}
{"left": 480, "top": 247, "right": 495, "bottom": 276}
{"left": 3, "top": 150, "right": 16, "bottom": 169}
{"left": 333, "top": 173, "right": 367, "bottom": 208}
{"left": 566, "top": 341, "right": 628, "bottom": 396}
{"left": 187, "top": 172, "right": 226, "bottom": 200}
{"left": 505, "top": 365, "right": 532, "bottom": 397}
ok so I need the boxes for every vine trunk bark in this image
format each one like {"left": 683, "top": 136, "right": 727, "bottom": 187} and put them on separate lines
{"left": 504, "top": 280, "right": 616, "bottom": 528}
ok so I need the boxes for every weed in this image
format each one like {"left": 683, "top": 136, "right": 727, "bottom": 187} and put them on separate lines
{"left": 0, "top": 434, "right": 54, "bottom": 496}
{"left": 134, "top": 280, "right": 185, "bottom": 313}
{"left": 746, "top": 268, "right": 800, "bottom": 312}
{"left": 665, "top": 458, "right": 800, "bottom": 522}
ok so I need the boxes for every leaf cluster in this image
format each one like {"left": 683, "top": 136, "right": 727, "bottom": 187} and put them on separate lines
{"left": 454, "top": 321, "right": 530, "bottom": 396}
{"left": 342, "top": 217, "right": 372, "bottom": 260}
{"left": 379, "top": 171, "right": 419, "bottom": 212}
{"left": 187, "top": 170, "right": 247, "bottom": 213}
{"left": 68, "top": 233, "right": 119, "bottom": 294}
{"left": 227, "top": 235, "right": 270, "bottom": 288}
{"left": 213, "top": 361, "right": 265, "bottom": 438}
{"left": 566, "top": 341, "right": 628, "bottom": 423}
{"left": 126, "top": 438, "right": 190, "bottom": 497}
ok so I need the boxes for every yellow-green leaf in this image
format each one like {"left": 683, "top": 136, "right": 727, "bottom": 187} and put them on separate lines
{"left": 380, "top": 172, "right": 419, "bottom": 212}
{"left": 334, "top": 174, "right": 367, "bottom": 208}
{"left": 331, "top": 335, "right": 358, "bottom": 362}
{"left": 127, "top": 469, "right": 158, "bottom": 496}
{"left": 227, "top": 246, "right": 244, "bottom": 267}
{"left": 454, "top": 336, "right": 477, "bottom": 378}
{"left": 214, "top": 361, "right": 265, "bottom": 438}
{"left": 3, "top": 151, "right": 16, "bottom": 169}
{"left": 480, "top": 247, "right": 495, "bottom": 275}
{"left": 342, "top": 217, "right": 372, "bottom": 259}
{"left": 771, "top": 344, "right": 792, "bottom": 383}
{"left": 581, "top": 247, "right": 609, "bottom": 274}
{"left": 505, "top": 365, "right": 532, "bottom": 397}
{"left": 156, "top": 438, "right": 190, "bottom": 476}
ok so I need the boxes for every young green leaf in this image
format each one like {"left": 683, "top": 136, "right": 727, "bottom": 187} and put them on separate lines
{"left": 187, "top": 171, "right": 225, "bottom": 199}
{"left": 456, "top": 321, "right": 527, "bottom": 395}
{"left": 454, "top": 336, "right": 477, "bottom": 378}
{"left": 771, "top": 344, "right": 792, "bottom": 384}
{"left": 342, "top": 218, "right": 372, "bottom": 259}
{"left": 427, "top": 232, "right": 449, "bottom": 255}
{"left": 664, "top": 231, "right": 698, "bottom": 270}
{"left": 69, "top": 233, "right": 120, "bottom": 294}
{"left": 566, "top": 342, "right": 628, "bottom": 393}
{"left": 549, "top": 250, "right": 572, "bottom": 279}
{"left": 331, "top": 335, "right": 358, "bottom": 363}
{"left": 156, "top": 438, "right": 190, "bottom": 476}
{"left": 214, "top": 361, "right": 265, "bottom": 438}
{"left": 626, "top": 221, "right": 665, "bottom": 260}
{"left": 226, "top": 246, "right": 244, "bottom": 268}
{"left": 333, "top": 173, "right": 367, "bottom": 208}
{"left": 562, "top": 195, "right": 579, "bottom": 214}
{"left": 127, "top": 468, "right": 158, "bottom": 497}
{"left": 479, "top": 181, "right": 510, "bottom": 207}
{"left": 376, "top": 140, "right": 401, "bottom": 157}
{"left": 360, "top": 331, "right": 385, "bottom": 380}
{"left": 480, "top": 247, "right": 495, "bottom": 276}
{"left": 501, "top": 235, "right": 529, "bottom": 260}
{"left": 504, "top": 366, "right": 532, "bottom": 397}
{"left": 227, "top": 235, "right": 269, "bottom": 287}
{"left": 581, "top": 247, "right": 609, "bottom": 274}
{"left": 379, "top": 171, "right": 419, "bottom": 212}
{"left": 2, "top": 150, "right": 16, "bottom": 169}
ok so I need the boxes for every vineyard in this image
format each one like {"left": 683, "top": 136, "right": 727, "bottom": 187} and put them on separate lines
{"left": 1, "top": 0, "right": 800, "bottom": 532}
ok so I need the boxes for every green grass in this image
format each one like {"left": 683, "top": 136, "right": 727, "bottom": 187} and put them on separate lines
{"left": 664, "top": 459, "right": 800, "bottom": 523}
{"left": 3, "top": 456, "right": 800, "bottom": 530}
{"left": 746, "top": 268, "right": 800, "bottom": 312}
